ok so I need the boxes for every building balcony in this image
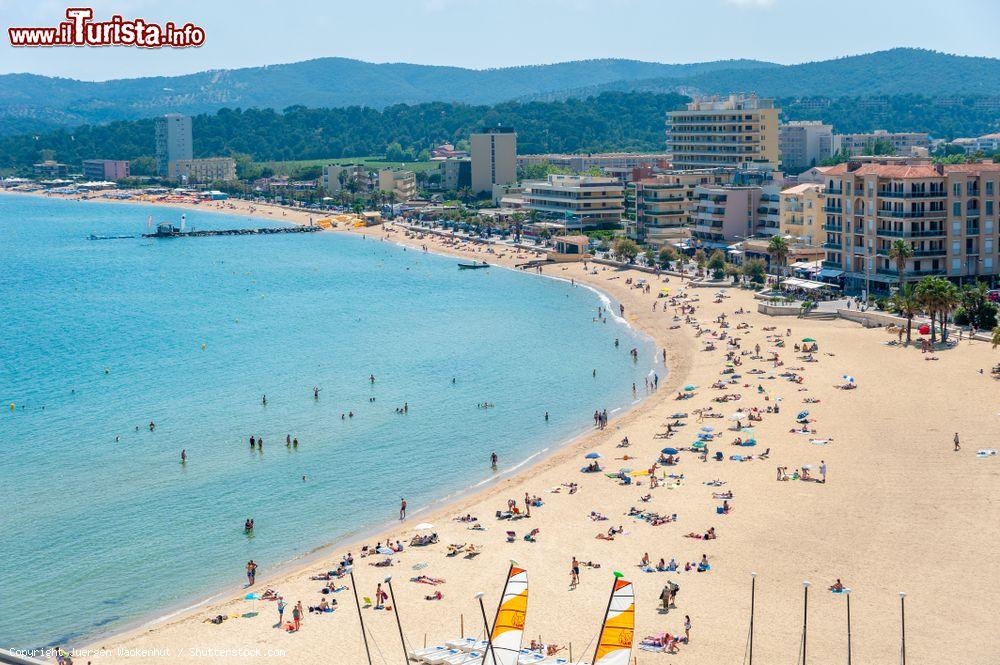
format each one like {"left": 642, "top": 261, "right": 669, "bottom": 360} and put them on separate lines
{"left": 826, "top": 187, "right": 843, "bottom": 195}
{"left": 877, "top": 190, "right": 947, "bottom": 199}
{"left": 878, "top": 209, "right": 947, "bottom": 219}
{"left": 821, "top": 241, "right": 841, "bottom": 250}
{"left": 643, "top": 196, "right": 686, "bottom": 203}
{"left": 823, "top": 206, "right": 843, "bottom": 213}
{"left": 876, "top": 228, "right": 946, "bottom": 238}
{"left": 876, "top": 267, "right": 943, "bottom": 277}
{"left": 822, "top": 223, "right": 843, "bottom": 232}
{"left": 876, "top": 248, "right": 946, "bottom": 258}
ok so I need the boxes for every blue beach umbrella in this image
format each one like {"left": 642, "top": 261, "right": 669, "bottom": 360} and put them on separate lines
{"left": 700, "top": 426, "right": 714, "bottom": 432}
{"left": 797, "top": 410, "right": 810, "bottom": 420}
{"left": 585, "top": 452, "right": 602, "bottom": 459}
{"left": 661, "top": 447, "right": 679, "bottom": 455}
{"left": 684, "top": 385, "right": 697, "bottom": 391}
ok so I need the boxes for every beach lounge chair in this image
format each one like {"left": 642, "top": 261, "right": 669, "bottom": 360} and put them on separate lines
{"left": 517, "top": 652, "right": 546, "bottom": 664}
{"left": 444, "top": 651, "right": 483, "bottom": 665}
{"left": 446, "top": 638, "right": 477, "bottom": 650}
{"left": 362, "top": 596, "right": 373, "bottom": 608}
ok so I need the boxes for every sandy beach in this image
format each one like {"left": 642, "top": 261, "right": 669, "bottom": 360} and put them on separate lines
{"left": 22, "top": 191, "right": 1000, "bottom": 664}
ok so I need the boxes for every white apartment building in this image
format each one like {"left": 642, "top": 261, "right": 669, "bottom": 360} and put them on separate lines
{"left": 833, "top": 130, "right": 930, "bottom": 157}
{"left": 522, "top": 175, "right": 624, "bottom": 230}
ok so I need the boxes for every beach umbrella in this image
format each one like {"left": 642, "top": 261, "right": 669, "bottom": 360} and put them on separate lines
{"left": 661, "top": 447, "right": 679, "bottom": 455}
{"left": 700, "top": 426, "right": 714, "bottom": 432}
{"left": 802, "top": 338, "right": 816, "bottom": 342}
{"left": 741, "top": 427, "right": 755, "bottom": 435}
{"left": 730, "top": 412, "right": 747, "bottom": 420}
{"left": 414, "top": 523, "right": 434, "bottom": 531}
{"left": 918, "top": 324, "right": 930, "bottom": 335}
{"left": 684, "top": 385, "right": 697, "bottom": 391}
{"left": 244, "top": 592, "right": 260, "bottom": 614}
{"left": 842, "top": 375, "right": 856, "bottom": 383}
{"left": 797, "top": 410, "right": 810, "bottom": 420}
{"left": 376, "top": 547, "right": 394, "bottom": 555}
{"left": 585, "top": 452, "right": 602, "bottom": 459}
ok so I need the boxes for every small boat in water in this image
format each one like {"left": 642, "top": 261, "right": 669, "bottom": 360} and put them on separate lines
{"left": 458, "top": 261, "right": 490, "bottom": 270}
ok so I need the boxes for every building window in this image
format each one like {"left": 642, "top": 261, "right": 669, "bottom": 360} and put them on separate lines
{"left": 987, "top": 181, "right": 994, "bottom": 196}
{"left": 953, "top": 183, "right": 961, "bottom": 196}
{"left": 952, "top": 258, "right": 961, "bottom": 270}
{"left": 953, "top": 201, "right": 962, "bottom": 216}
{"left": 987, "top": 201, "right": 994, "bottom": 216}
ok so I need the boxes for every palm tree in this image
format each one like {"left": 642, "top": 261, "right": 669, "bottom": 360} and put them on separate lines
{"left": 767, "top": 235, "right": 790, "bottom": 287}
{"left": 887, "top": 239, "right": 914, "bottom": 291}
{"left": 992, "top": 325, "right": 1000, "bottom": 349}
{"left": 889, "top": 283, "right": 920, "bottom": 344}
{"left": 938, "top": 281, "right": 961, "bottom": 342}
{"left": 511, "top": 212, "right": 525, "bottom": 243}
{"left": 916, "top": 277, "right": 941, "bottom": 343}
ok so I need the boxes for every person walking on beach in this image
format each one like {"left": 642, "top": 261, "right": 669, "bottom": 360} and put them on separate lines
{"left": 291, "top": 602, "right": 301, "bottom": 630}
{"left": 246, "top": 560, "right": 258, "bottom": 586}
{"left": 954, "top": 432, "right": 961, "bottom": 451}
{"left": 570, "top": 557, "right": 580, "bottom": 588}
{"left": 820, "top": 460, "right": 827, "bottom": 483}
{"left": 684, "top": 615, "right": 691, "bottom": 642}
{"left": 277, "top": 598, "right": 286, "bottom": 626}
{"left": 375, "top": 583, "right": 388, "bottom": 609}
{"left": 399, "top": 498, "right": 407, "bottom": 520}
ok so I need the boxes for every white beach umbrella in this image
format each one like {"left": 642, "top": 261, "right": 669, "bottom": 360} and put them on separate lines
{"left": 414, "top": 523, "right": 434, "bottom": 531}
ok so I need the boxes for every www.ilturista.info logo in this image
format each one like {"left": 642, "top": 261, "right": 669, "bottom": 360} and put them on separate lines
{"left": 8, "top": 8, "right": 205, "bottom": 48}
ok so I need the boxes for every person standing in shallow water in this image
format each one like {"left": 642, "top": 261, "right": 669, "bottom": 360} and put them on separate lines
{"left": 491, "top": 451, "right": 498, "bottom": 470}
{"left": 246, "top": 560, "right": 257, "bottom": 586}
{"left": 399, "top": 498, "right": 406, "bottom": 520}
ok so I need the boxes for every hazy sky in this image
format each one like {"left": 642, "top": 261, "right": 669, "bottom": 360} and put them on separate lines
{"left": 2, "top": 0, "right": 998, "bottom": 80}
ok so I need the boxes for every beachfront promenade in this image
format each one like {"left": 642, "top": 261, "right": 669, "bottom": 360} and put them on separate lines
{"left": 3, "top": 192, "right": 986, "bottom": 664}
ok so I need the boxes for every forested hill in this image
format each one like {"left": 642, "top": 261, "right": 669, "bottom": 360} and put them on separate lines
{"left": 2, "top": 49, "right": 998, "bottom": 133}
{"left": 0, "top": 58, "right": 770, "bottom": 132}
{"left": 0, "top": 93, "right": 690, "bottom": 170}
{"left": 519, "top": 49, "right": 1000, "bottom": 101}
{"left": 2, "top": 89, "right": 998, "bottom": 173}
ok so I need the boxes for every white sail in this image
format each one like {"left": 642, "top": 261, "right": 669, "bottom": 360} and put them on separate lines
{"left": 593, "top": 578, "right": 634, "bottom": 665}
{"left": 485, "top": 566, "right": 528, "bottom": 665}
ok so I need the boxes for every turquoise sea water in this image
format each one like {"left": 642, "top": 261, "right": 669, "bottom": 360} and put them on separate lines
{"left": 0, "top": 195, "right": 657, "bottom": 649}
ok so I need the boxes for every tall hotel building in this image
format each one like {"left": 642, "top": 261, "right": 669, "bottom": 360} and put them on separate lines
{"left": 666, "top": 94, "right": 779, "bottom": 171}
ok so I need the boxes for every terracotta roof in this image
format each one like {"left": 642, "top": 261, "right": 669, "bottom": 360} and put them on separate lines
{"left": 942, "top": 162, "right": 1000, "bottom": 174}
{"left": 824, "top": 161, "right": 1000, "bottom": 178}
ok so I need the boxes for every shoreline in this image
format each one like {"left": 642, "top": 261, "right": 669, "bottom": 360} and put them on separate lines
{"left": 11, "top": 188, "right": 1000, "bottom": 665}
{"left": 2, "top": 190, "right": 681, "bottom": 654}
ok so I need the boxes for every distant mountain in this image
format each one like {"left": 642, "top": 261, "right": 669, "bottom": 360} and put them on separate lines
{"left": 521, "top": 49, "right": 1000, "bottom": 101}
{"left": 0, "top": 57, "right": 774, "bottom": 132}
{"left": 0, "top": 49, "right": 996, "bottom": 137}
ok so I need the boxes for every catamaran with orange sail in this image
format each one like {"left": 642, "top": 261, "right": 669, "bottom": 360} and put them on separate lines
{"left": 484, "top": 565, "right": 528, "bottom": 665}
{"left": 591, "top": 574, "right": 635, "bottom": 665}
